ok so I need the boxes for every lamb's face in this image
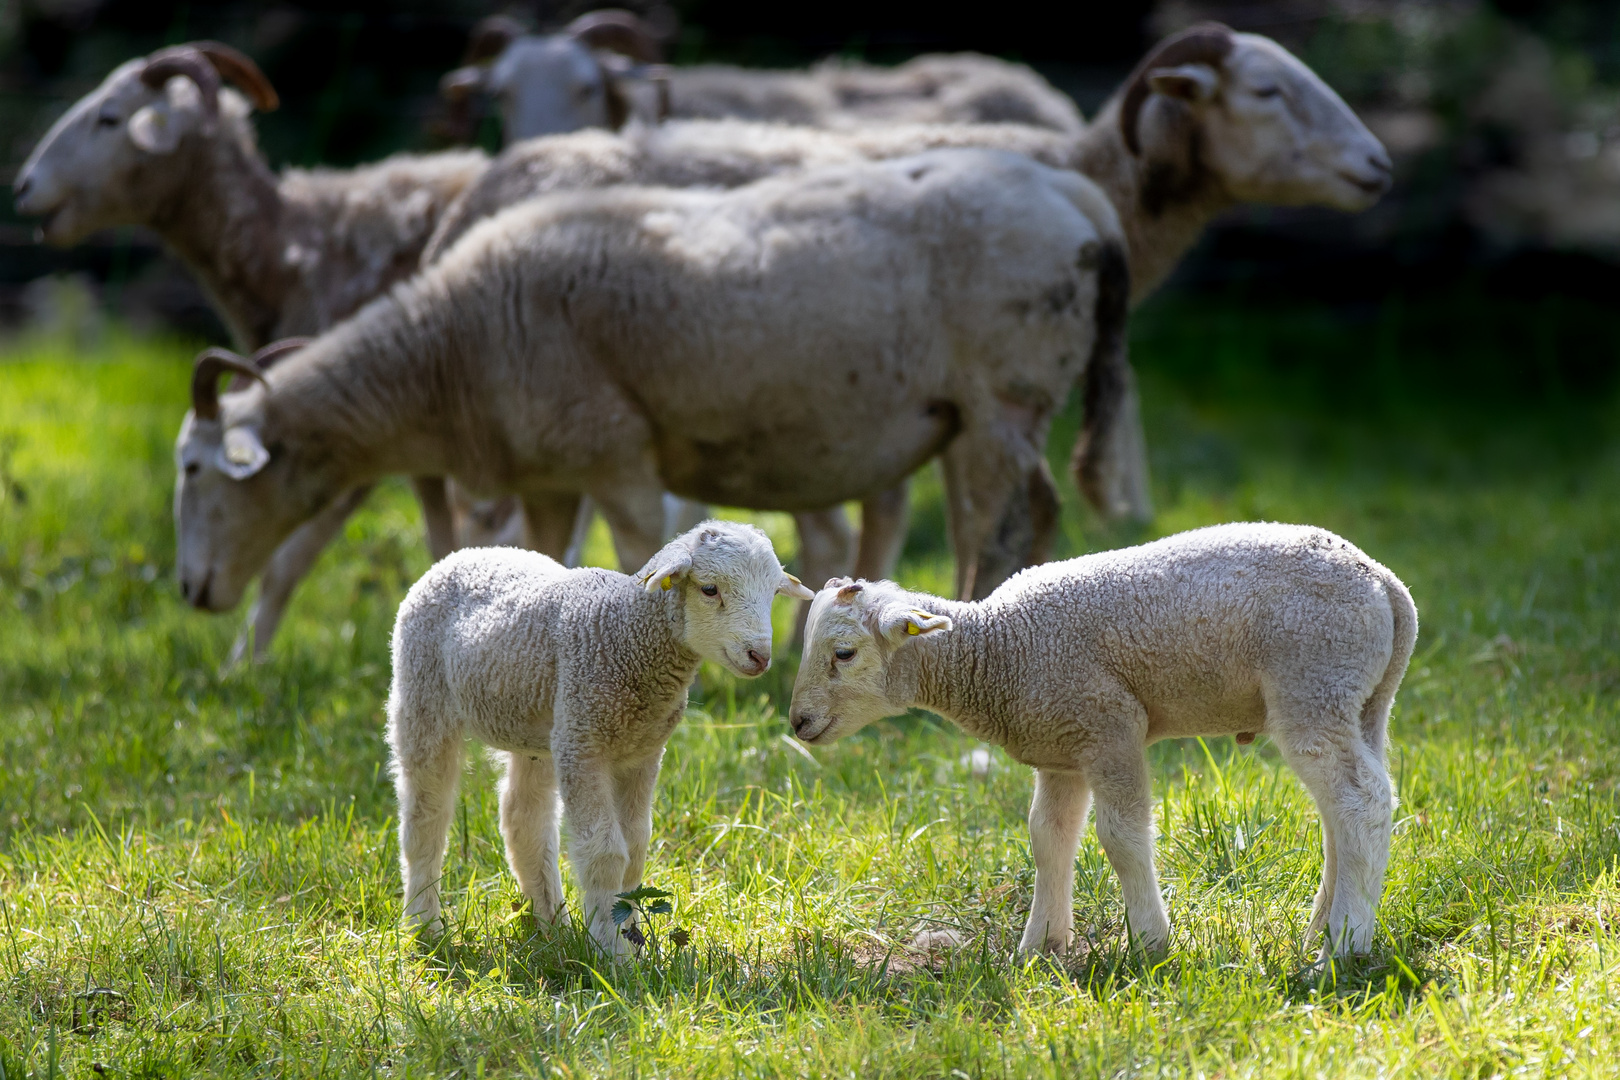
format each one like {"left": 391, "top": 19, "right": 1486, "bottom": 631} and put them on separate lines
{"left": 173, "top": 393, "right": 337, "bottom": 613}
{"left": 14, "top": 62, "right": 217, "bottom": 245}
{"left": 790, "top": 580, "right": 952, "bottom": 745}
{"left": 639, "top": 522, "right": 813, "bottom": 679}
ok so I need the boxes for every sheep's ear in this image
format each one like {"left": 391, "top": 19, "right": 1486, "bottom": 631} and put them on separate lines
{"left": 777, "top": 572, "right": 814, "bottom": 601}
{"left": 1147, "top": 63, "right": 1219, "bottom": 104}
{"left": 637, "top": 546, "right": 693, "bottom": 593}
{"left": 129, "top": 79, "right": 206, "bottom": 154}
{"left": 215, "top": 426, "right": 269, "bottom": 480}
{"left": 878, "top": 605, "right": 952, "bottom": 645}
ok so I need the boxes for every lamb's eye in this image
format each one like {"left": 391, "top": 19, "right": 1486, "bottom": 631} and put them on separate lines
{"left": 700, "top": 584, "right": 719, "bottom": 597}
{"left": 1253, "top": 85, "right": 1280, "bottom": 99}
{"left": 834, "top": 646, "right": 855, "bottom": 662}
{"left": 96, "top": 113, "right": 119, "bottom": 128}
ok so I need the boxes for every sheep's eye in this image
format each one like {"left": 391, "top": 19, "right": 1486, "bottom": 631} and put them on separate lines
{"left": 1252, "top": 85, "right": 1280, "bottom": 99}
{"left": 834, "top": 646, "right": 855, "bottom": 662}
{"left": 96, "top": 113, "right": 119, "bottom": 128}
{"left": 700, "top": 584, "right": 719, "bottom": 597}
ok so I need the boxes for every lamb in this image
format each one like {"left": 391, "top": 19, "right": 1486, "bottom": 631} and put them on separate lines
{"left": 424, "top": 22, "right": 1393, "bottom": 598}
{"left": 172, "top": 149, "right": 1128, "bottom": 621}
{"left": 12, "top": 41, "right": 489, "bottom": 662}
{"left": 388, "top": 520, "right": 812, "bottom": 952}
{"left": 789, "top": 522, "right": 1417, "bottom": 958}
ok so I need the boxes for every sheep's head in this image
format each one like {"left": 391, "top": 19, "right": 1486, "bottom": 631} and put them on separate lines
{"left": 440, "top": 9, "right": 662, "bottom": 140}
{"left": 14, "top": 41, "right": 277, "bottom": 245}
{"left": 636, "top": 521, "right": 812, "bottom": 678}
{"left": 173, "top": 339, "right": 336, "bottom": 613}
{"left": 1120, "top": 24, "right": 1392, "bottom": 213}
{"left": 789, "top": 578, "right": 953, "bottom": 744}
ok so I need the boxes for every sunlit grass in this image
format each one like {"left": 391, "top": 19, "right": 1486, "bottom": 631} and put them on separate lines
{"left": 0, "top": 299, "right": 1616, "bottom": 1077}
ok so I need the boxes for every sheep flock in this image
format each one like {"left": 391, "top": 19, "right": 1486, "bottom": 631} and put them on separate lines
{"left": 15, "top": 12, "right": 1417, "bottom": 962}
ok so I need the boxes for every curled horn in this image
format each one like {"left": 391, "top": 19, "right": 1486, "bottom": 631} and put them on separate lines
{"left": 465, "top": 14, "right": 524, "bottom": 63}
{"left": 191, "top": 348, "right": 268, "bottom": 421}
{"left": 567, "top": 9, "right": 663, "bottom": 63}
{"left": 140, "top": 47, "right": 223, "bottom": 118}
{"left": 192, "top": 41, "right": 279, "bottom": 112}
{"left": 1118, "top": 22, "right": 1235, "bottom": 155}
{"left": 249, "top": 337, "right": 310, "bottom": 371}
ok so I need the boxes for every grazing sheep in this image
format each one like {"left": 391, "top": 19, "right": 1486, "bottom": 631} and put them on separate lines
{"left": 389, "top": 521, "right": 812, "bottom": 952}
{"left": 12, "top": 41, "right": 489, "bottom": 662}
{"left": 789, "top": 523, "right": 1417, "bottom": 958}
{"left": 426, "top": 23, "right": 1393, "bottom": 597}
{"left": 172, "top": 149, "right": 1127, "bottom": 617}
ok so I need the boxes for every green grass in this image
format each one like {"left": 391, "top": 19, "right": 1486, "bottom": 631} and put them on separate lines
{"left": 0, "top": 293, "right": 1617, "bottom": 1078}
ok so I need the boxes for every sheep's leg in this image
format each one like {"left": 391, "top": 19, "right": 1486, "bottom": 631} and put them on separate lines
{"left": 940, "top": 431, "right": 1042, "bottom": 600}
{"left": 395, "top": 736, "right": 464, "bottom": 935}
{"left": 663, "top": 495, "right": 709, "bottom": 539}
{"left": 972, "top": 462, "right": 1062, "bottom": 600}
{"left": 555, "top": 749, "right": 632, "bottom": 956}
{"left": 589, "top": 485, "right": 668, "bottom": 574}
{"left": 1088, "top": 740, "right": 1169, "bottom": 953}
{"left": 520, "top": 492, "right": 585, "bottom": 561}
{"left": 1019, "top": 768, "right": 1091, "bottom": 954}
{"left": 231, "top": 484, "right": 374, "bottom": 665}
{"left": 1273, "top": 710, "right": 1393, "bottom": 956}
{"left": 411, "top": 477, "right": 457, "bottom": 561}
{"left": 854, "top": 483, "right": 911, "bottom": 582}
{"left": 791, "top": 507, "right": 856, "bottom": 644}
{"left": 498, "top": 751, "right": 565, "bottom": 923}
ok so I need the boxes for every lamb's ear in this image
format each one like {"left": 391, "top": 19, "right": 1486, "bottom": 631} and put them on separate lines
{"left": 215, "top": 426, "right": 269, "bottom": 480}
{"left": 877, "top": 605, "right": 953, "bottom": 645}
{"left": 1147, "top": 63, "right": 1218, "bottom": 103}
{"left": 129, "top": 79, "right": 206, "bottom": 154}
{"left": 637, "top": 541, "right": 693, "bottom": 593}
{"left": 777, "top": 572, "right": 814, "bottom": 600}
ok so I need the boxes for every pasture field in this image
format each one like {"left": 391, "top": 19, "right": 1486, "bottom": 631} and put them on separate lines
{"left": 0, "top": 289, "right": 1616, "bottom": 1078}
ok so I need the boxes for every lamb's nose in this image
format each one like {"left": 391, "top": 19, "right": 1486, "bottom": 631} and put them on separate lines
{"left": 746, "top": 648, "right": 768, "bottom": 671}
{"left": 791, "top": 712, "right": 809, "bottom": 732}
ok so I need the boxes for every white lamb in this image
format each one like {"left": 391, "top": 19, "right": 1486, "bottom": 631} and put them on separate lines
{"left": 790, "top": 522, "right": 1417, "bottom": 958}
{"left": 387, "top": 520, "right": 810, "bottom": 955}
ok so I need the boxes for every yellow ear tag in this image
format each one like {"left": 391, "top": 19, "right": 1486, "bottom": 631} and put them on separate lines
{"left": 906, "top": 622, "right": 921, "bottom": 635}
{"left": 661, "top": 576, "right": 673, "bottom": 591}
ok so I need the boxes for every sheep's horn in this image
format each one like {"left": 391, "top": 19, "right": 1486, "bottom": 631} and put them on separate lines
{"left": 249, "top": 337, "right": 310, "bottom": 371}
{"left": 567, "top": 9, "right": 663, "bottom": 63}
{"left": 465, "top": 14, "right": 524, "bottom": 63}
{"left": 193, "top": 41, "right": 279, "bottom": 112}
{"left": 192, "top": 348, "right": 268, "bottom": 421}
{"left": 1118, "top": 22, "right": 1235, "bottom": 155}
{"left": 140, "top": 47, "right": 222, "bottom": 118}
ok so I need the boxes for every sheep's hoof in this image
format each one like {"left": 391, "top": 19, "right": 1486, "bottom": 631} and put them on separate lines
{"left": 1235, "top": 731, "right": 1256, "bottom": 745}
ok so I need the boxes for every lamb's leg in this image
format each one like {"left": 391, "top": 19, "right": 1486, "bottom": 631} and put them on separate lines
{"left": 1273, "top": 708, "right": 1394, "bottom": 956}
{"left": 498, "top": 751, "right": 565, "bottom": 923}
{"left": 520, "top": 492, "right": 586, "bottom": 561}
{"left": 1088, "top": 740, "right": 1169, "bottom": 953}
{"left": 1019, "top": 768, "right": 1091, "bottom": 954}
{"left": 395, "top": 736, "right": 464, "bottom": 935}
{"left": 556, "top": 749, "right": 632, "bottom": 956}
{"left": 411, "top": 477, "right": 457, "bottom": 561}
{"left": 609, "top": 751, "right": 666, "bottom": 941}
{"left": 854, "top": 483, "right": 911, "bottom": 582}
{"left": 230, "top": 484, "right": 374, "bottom": 665}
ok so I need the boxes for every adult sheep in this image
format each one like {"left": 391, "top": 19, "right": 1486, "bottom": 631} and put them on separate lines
{"left": 12, "top": 41, "right": 489, "bottom": 662}
{"left": 424, "top": 22, "right": 1393, "bottom": 597}
{"left": 456, "top": 11, "right": 1082, "bottom": 143}
{"left": 173, "top": 149, "right": 1129, "bottom": 618}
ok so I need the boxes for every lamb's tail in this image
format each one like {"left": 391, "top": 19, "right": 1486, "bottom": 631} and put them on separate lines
{"left": 1362, "top": 563, "right": 1418, "bottom": 755}
{"left": 1070, "top": 239, "right": 1151, "bottom": 521}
